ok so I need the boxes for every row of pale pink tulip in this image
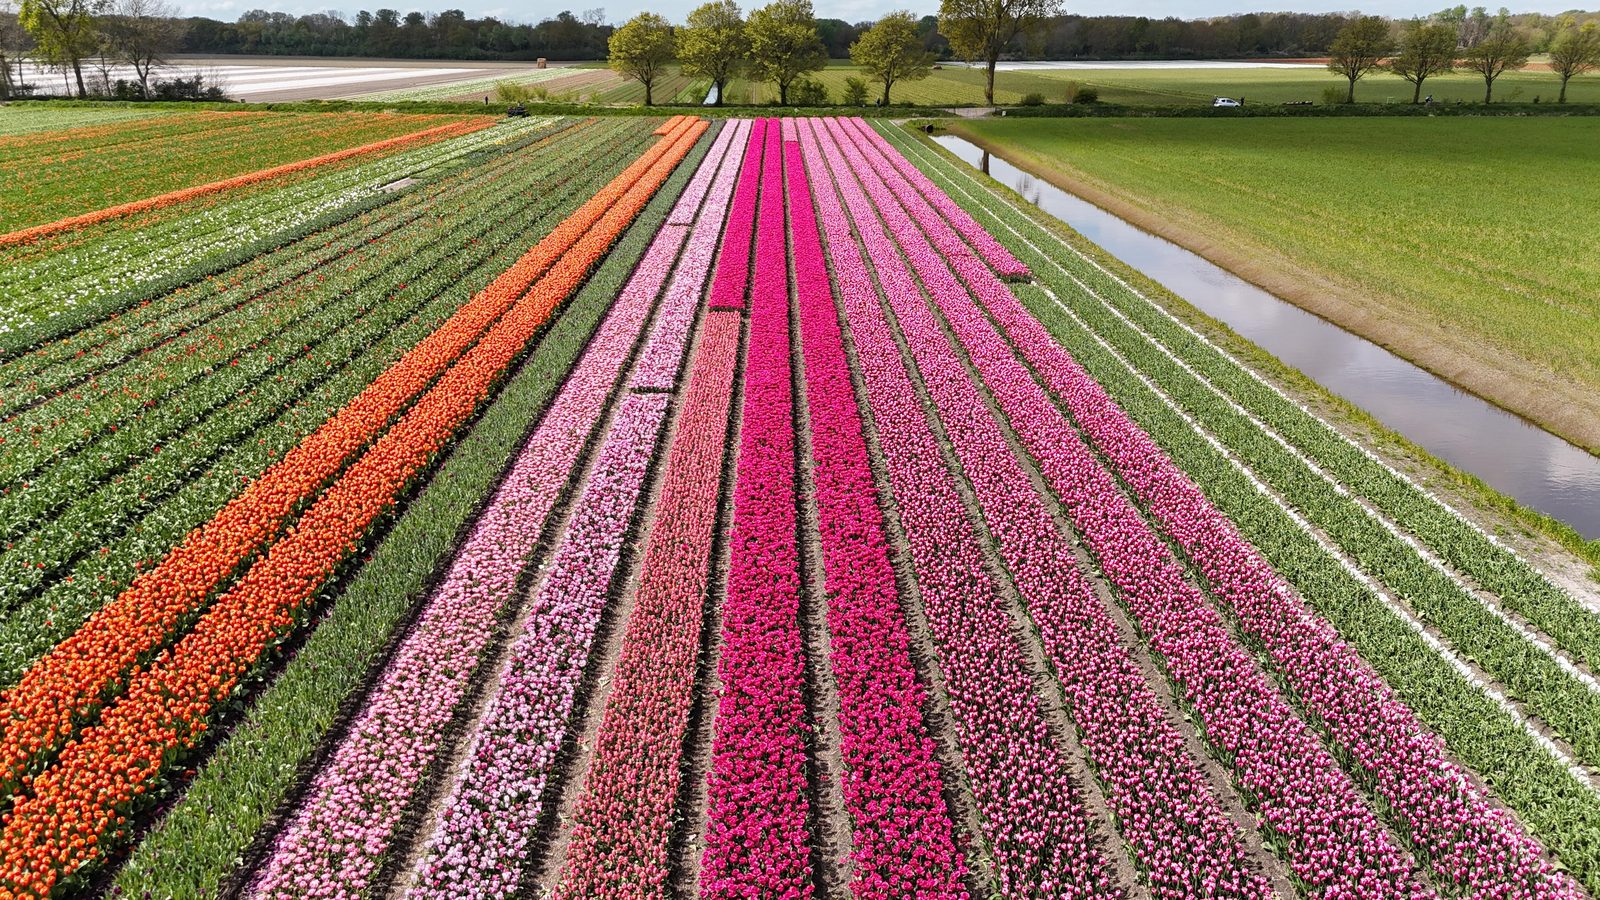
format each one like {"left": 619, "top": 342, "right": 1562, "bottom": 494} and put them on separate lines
{"left": 833, "top": 120, "right": 1434, "bottom": 898}
{"left": 245, "top": 120, "right": 741, "bottom": 900}
{"left": 551, "top": 123, "right": 753, "bottom": 899}
{"left": 631, "top": 119, "right": 749, "bottom": 389}
{"left": 851, "top": 115, "right": 1584, "bottom": 900}
{"left": 783, "top": 131, "right": 969, "bottom": 900}
{"left": 699, "top": 118, "right": 816, "bottom": 900}
{"left": 821, "top": 116, "right": 1272, "bottom": 900}
{"left": 797, "top": 116, "right": 1123, "bottom": 900}
{"left": 408, "top": 389, "right": 671, "bottom": 898}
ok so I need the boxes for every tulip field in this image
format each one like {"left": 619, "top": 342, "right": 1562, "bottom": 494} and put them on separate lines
{"left": 0, "top": 109, "right": 1597, "bottom": 900}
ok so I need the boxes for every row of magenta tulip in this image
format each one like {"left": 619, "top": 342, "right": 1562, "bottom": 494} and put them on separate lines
{"left": 707, "top": 115, "right": 764, "bottom": 310}
{"left": 822, "top": 116, "right": 1275, "bottom": 899}
{"left": 0, "top": 118, "right": 708, "bottom": 900}
{"left": 246, "top": 119, "right": 740, "bottom": 900}
{"left": 699, "top": 118, "right": 816, "bottom": 900}
{"left": 830, "top": 117, "right": 1436, "bottom": 898}
{"left": 797, "top": 116, "right": 1123, "bottom": 899}
{"left": 857, "top": 119, "right": 1585, "bottom": 899}
{"left": 782, "top": 132, "right": 969, "bottom": 899}
{"left": 552, "top": 120, "right": 752, "bottom": 898}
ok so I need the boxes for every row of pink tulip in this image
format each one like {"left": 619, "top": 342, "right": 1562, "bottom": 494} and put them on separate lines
{"left": 855, "top": 124, "right": 1026, "bottom": 281}
{"left": 631, "top": 120, "right": 752, "bottom": 390}
{"left": 707, "top": 114, "right": 764, "bottom": 310}
{"left": 797, "top": 116, "right": 1122, "bottom": 900}
{"left": 407, "top": 389, "right": 671, "bottom": 899}
{"left": 866, "top": 122, "right": 1585, "bottom": 900}
{"left": 699, "top": 118, "right": 815, "bottom": 900}
{"left": 551, "top": 123, "right": 753, "bottom": 899}
{"left": 832, "top": 120, "right": 1435, "bottom": 898}
{"left": 783, "top": 131, "right": 968, "bottom": 900}
{"left": 820, "top": 116, "right": 1272, "bottom": 900}
{"left": 246, "top": 120, "right": 742, "bottom": 900}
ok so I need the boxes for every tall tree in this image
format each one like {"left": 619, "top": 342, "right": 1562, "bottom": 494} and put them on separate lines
{"left": 1461, "top": 23, "right": 1529, "bottom": 101}
{"left": 607, "top": 11, "right": 674, "bottom": 105}
{"left": 850, "top": 10, "right": 934, "bottom": 104}
{"left": 746, "top": 0, "right": 824, "bottom": 105}
{"left": 1384, "top": 19, "right": 1457, "bottom": 102}
{"left": 0, "top": 0, "right": 28, "bottom": 100}
{"left": 19, "top": 0, "right": 102, "bottom": 97}
{"left": 102, "top": 0, "right": 177, "bottom": 95}
{"left": 1326, "top": 15, "right": 1392, "bottom": 103}
{"left": 678, "top": 0, "right": 745, "bottom": 107}
{"left": 939, "top": 0, "right": 1061, "bottom": 105}
{"left": 1548, "top": 21, "right": 1600, "bottom": 102}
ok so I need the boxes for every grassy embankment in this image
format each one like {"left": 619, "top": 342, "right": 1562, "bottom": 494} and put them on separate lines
{"left": 947, "top": 115, "right": 1600, "bottom": 467}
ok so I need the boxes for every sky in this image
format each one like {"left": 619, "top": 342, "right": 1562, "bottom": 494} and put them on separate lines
{"left": 173, "top": 0, "right": 1589, "bottom": 28}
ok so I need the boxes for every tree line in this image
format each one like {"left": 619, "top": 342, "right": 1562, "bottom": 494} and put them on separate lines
{"left": 1328, "top": 9, "right": 1600, "bottom": 103}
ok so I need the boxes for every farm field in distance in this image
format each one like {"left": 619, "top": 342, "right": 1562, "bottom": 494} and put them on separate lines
{"left": 727, "top": 60, "right": 1600, "bottom": 105}
{"left": 950, "top": 115, "right": 1600, "bottom": 454}
{"left": 1, "top": 104, "right": 1599, "bottom": 900}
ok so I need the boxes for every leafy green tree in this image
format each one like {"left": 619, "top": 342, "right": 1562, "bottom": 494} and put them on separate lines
{"left": 1461, "top": 24, "right": 1530, "bottom": 101}
{"left": 1384, "top": 20, "right": 1457, "bottom": 103}
{"left": 102, "top": 0, "right": 179, "bottom": 96}
{"left": 1548, "top": 21, "right": 1600, "bottom": 102}
{"left": 1326, "top": 15, "right": 1393, "bottom": 103}
{"left": 0, "top": 0, "right": 29, "bottom": 101}
{"left": 746, "top": 0, "right": 825, "bottom": 105}
{"left": 678, "top": 0, "right": 746, "bottom": 107}
{"left": 850, "top": 10, "right": 933, "bottom": 105}
{"left": 608, "top": 12, "right": 675, "bottom": 106}
{"left": 939, "top": 0, "right": 1060, "bottom": 106}
{"left": 19, "top": 0, "right": 103, "bottom": 97}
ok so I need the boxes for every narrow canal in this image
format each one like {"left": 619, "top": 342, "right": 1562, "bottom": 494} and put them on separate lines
{"left": 933, "top": 134, "right": 1600, "bottom": 540}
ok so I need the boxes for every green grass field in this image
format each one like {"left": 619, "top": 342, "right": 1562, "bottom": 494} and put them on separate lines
{"left": 950, "top": 116, "right": 1600, "bottom": 448}
{"left": 727, "top": 63, "right": 1600, "bottom": 106}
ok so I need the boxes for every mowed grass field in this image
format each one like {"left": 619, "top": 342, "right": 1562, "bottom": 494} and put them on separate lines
{"left": 730, "top": 62, "right": 1600, "bottom": 106}
{"left": 950, "top": 116, "right": 1600, "bottom": 449}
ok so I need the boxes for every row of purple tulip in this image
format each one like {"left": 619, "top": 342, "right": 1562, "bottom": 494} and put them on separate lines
{"left": 246, "top": 120, "right": 742, "bottom": 900}
{"left": 699, "top": 118, "right": 816, "bottom": 900}
{"left": 783, "top": 131, "right": 969, "bottom": 900}
{"left": 822, "top": 116, "right": 1275, "bottom": 900}
{"left": 551, "top": 123, "right": 753, "bottom": 899}
{"left": 797, "top": 116, "right": 1123, "bottom": 900}
{"left": 837, "top": 120, "right": 1435, "bottom": 898}
{"left": 857, "top": 116, "right": 1585, "bottom": 900}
